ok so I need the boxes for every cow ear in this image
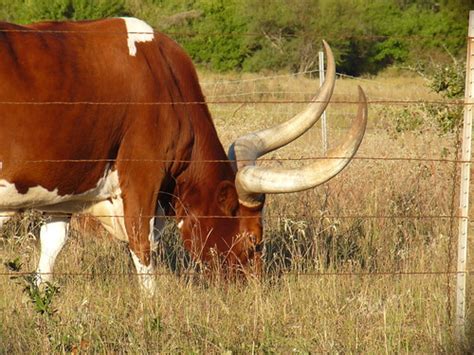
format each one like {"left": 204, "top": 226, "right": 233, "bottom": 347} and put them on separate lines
{"left": 216, "top": 181, "right": 239, "bottom": 216}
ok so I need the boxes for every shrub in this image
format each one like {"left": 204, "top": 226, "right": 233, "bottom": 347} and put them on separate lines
{"left": 1, "top": 0, "right": 127, "bottom": 23}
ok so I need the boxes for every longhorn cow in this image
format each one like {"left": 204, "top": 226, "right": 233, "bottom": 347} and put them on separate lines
{"left": 0, "top": 17, "right": 367, "bottom": 293}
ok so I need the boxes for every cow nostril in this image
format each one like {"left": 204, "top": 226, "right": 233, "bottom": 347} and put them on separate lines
{"left": 249, "top": 234, "right": 256, "bottom": 244}
{"left": 254, "top": 242, "right": 263, "bottom": 253}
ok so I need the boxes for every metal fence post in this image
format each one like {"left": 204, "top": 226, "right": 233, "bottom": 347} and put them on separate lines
{"left": 319, "top": 50, "right": 328, "bottom": 155}
{"left": 456, "top": 9, "right": 474, "bottom": 342}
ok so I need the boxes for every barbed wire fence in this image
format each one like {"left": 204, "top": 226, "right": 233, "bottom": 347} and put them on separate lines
{"left": 0, "top": 15, "right": 472, "bottom": 342}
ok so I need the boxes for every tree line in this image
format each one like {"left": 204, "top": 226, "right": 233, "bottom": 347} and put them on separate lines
{"left": 0, "top": 0, "right": 471, "bottom": 75}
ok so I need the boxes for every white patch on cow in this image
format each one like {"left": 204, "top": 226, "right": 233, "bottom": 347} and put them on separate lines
{"left": 85, "top": 193, "right": 128, "bottom": 242}
{"left": 177, "top": 219, "right": 184, "bottom": 229}
{"left": 35, "top": 218, "right": 69, "bottom": 285}
{"left": 149, "top": 216, "right": 156, "bottom": 248}
{"left": 130, "top": 250, "right": 155, "bottom": 297}
{"left": 121, "top": 17, "right": 154, "bottom": 56}
{"left": 0, "top": 167, "right": 121, "bottom": 213}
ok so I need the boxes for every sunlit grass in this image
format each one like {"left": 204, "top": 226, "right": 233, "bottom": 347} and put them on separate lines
{"left": 0, "top": 71, "right": 471, "bottom": 352}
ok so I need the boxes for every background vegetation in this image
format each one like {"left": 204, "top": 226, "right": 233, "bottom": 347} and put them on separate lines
{"left": 0, "top": 0, "right": 472, "bottom": 352}
{"left": 1, "top": 73, "right": 470, "bottom": 352}
{"left": 0, "top": 0, "right": 470, "bottom": 74}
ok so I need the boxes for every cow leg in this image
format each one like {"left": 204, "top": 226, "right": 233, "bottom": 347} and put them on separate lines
{"left": 87, "top": 196, "right": 164, "bottom": 296}
{"left": 123, "top": 191, "right": 161, "bottom": 297}
{"left": 128, "top": 201, "right": 168, "bottom": 297}
{"left": 35, "top": 217, "right": 70, "bottom": 285}
{"left": 129, "top": 245, "right": 155, "bottom": 296}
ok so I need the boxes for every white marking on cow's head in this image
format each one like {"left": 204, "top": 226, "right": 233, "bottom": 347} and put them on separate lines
{"left": 177, "top": 219, "right": 184, "bottom": 229}
{"left": 121, "top": 17, "right": 154, "bottom": 56}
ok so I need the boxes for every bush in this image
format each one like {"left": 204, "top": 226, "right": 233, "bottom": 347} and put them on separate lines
{"left": 1, "top": 0, "right": 127, "bottom": 23}
{"left": 0, "top": 0, "right": 469, "bottom": 74}
{"left": 427, "top": 60, "right": 465, "bottom": 134}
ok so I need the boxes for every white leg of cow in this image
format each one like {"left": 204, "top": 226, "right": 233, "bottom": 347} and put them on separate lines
{"left": 130, "top": 208, "right": 167, "bottom": 297}
{"left": 130, "top": 249, "right": 155, "bottom": 297}
{"left": 35, "top": 218, "right": 69, "bottom": 285}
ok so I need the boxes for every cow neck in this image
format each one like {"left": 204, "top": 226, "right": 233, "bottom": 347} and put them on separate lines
{"left": 173, "top": 109, "right": 235, "bottom": 216}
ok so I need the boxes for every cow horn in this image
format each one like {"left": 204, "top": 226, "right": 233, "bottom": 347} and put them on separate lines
{"left": 229, "top": 41, "right": 368, "bottom": 207}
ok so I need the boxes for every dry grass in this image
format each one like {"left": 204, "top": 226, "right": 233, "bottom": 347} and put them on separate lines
{"left": 0, "top": 70, "right": 471, "bottom": 353}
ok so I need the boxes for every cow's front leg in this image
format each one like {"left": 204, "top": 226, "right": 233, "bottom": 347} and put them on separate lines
{"left": 129, "top": 203, "right": 166, "bottom": 296}
{"left": 124, "top": 192, "right": 160, "bottom": 297}
{"left": 129, "top": 243, "right": 155, "bottom": 296}
{"left": 117, "top": 157, "right": 166, "bottom": 296}
{"left": 35, "top": 217, "right": 70, "bottom": 285}
{"left": 128, "top": 212, "right": 156, "bottom": 296}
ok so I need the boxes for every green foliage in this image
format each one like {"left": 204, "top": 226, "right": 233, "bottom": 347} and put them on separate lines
{"left": 426, "top": 60, "right": 465, "bottom": 134}
{"left": 4, "top": 256, "right": 59, "bottom": 317}
{"left": 383, "top": 59, "right": 465, "bottom": 136}
{"left": 8, "top": 267, "right": 60, "bottom": 317}
{"left": 0, "top": 0, "right": 127, "bottom": 23}
{"left": 429, "top": 61, "right": 465, "bottom": 99}
{"left": 0, "top": 0, "right": 469, "bottom": 73}
{"left": 392, "top": 107, "right": 426, "bottom": 134}
{"left": 22, "top": 276, "right": 60, "bottom": 317}
{"left": 167, "top": 0, "right": 249, "bottom": 71}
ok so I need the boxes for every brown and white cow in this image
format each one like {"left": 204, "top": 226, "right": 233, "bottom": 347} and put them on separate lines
{"left": 0, "top": 17, "right": 367, "bottom": 293}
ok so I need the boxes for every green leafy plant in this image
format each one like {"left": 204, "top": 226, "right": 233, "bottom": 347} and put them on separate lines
{"left": 4, "top": 257, "right": 60, "bottom": 317}
{"left": 2, "top": 0, "right": 127, "bottom": 23}
{"left": 426, "top": 60, "right": 465, "bottom": 134}
{"left": 22, "top": 275, "right": 60, "bottom": 317}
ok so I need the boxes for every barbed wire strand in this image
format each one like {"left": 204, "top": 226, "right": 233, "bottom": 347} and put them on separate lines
{"left": 0, "top": 155, "right": 470, "bottom": 165}
{"left": 0, "top": 27, "right": 470, "bottom": 41}
{"left": 0, "top": 270, "right": 471, "bottom": 278}
{"left": 0, "top": 99, "right": 465, "bottom": 106}
{"left": 0, "top": 213, "right": 468, "bottom": 220}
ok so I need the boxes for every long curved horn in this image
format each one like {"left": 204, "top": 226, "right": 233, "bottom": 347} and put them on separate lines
{"left": 235, "top": 87, "right": 367, "bottom": 206}
{"left": 228, "top": 40, "right": 336, "bottom": 173}
{"left": 229, "top": 42, "right": 368, "bottom": 207}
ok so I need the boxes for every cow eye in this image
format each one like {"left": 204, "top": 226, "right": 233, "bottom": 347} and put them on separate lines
{"left": 231, "top": 205, "right": 239, "bottom": 217}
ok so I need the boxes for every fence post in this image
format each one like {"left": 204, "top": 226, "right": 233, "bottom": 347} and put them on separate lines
{"left": 456, "top": 9, "right": 474, "bottom": 342}
{"left": 319, "top": 50, "right": 328, "bottom": 154}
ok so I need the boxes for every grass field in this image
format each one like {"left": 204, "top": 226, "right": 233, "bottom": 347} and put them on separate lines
{"left": 1, "top": 70, "right": 472, "bottom": 353}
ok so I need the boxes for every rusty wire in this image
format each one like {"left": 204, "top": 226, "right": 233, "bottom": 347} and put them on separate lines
{"left": 0, "top": 155, "right": 470, "bottom": 165}
{"left": 0, "top": 99, "right": 466, "bottom": 106}
{"left": 0, "top": 213, "right": 467, "bottom": 220}
{"left": 0, "top": 27, "right": 470, "bottom": 41}
{"left": 0, "top": 270, "right": 471, "bottom": 278}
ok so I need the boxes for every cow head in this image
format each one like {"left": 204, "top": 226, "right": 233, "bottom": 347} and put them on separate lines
{"left": 174, "top": 41, "right": 367, "bottom": 275}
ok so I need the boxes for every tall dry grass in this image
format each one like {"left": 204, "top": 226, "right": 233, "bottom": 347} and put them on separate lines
{"left": 0, "top": 71, "right": 471, "bottom": 353}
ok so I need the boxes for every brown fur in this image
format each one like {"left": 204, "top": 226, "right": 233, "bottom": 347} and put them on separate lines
{"left": 0, "top": 18, "right": 262, "bottom": 270}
